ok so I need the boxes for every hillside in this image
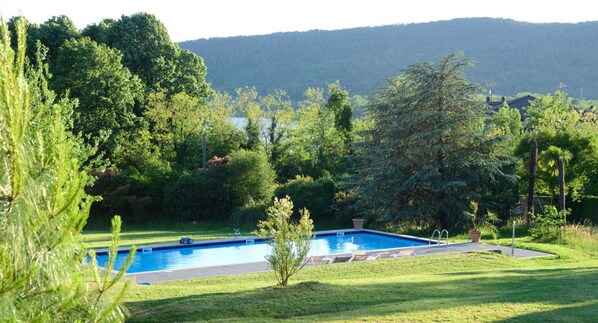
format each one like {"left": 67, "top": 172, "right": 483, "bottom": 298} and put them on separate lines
{"left": 180, "top": 18, "right": 598, "bottom": 100}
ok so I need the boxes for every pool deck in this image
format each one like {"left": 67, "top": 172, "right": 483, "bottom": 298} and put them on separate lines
{"left": 127, "top": 242, "right": 553, "bottom": 284}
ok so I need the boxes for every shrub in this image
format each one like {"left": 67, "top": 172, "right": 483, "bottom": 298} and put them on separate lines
{"left": 254, "top": 196, "right": 314, "bottom": 286}
{"left": 530, "top": 206, "right": 567, "bottom": 241}
{"left": 223, "top": 149, "right": 276, "bottom": 206}
{"left": 230, "top": 203, "right": 268, "bottom": 227}
{"left": 274, "top": 175, "right": 337, "bottom": 220}
{"left": 164, "top": 149, "right": 275, "bottom": 221}
{"left": 164, "top": 170, "right": 225, "bottom": 221}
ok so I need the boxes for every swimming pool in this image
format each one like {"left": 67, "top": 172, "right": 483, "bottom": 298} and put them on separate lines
{"left": 94, "top": 230, "right": 429, "bottom": 274}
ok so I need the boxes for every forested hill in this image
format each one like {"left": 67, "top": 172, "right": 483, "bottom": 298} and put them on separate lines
{"left": 180, "top": 18, "right": 598, "bottom": 100}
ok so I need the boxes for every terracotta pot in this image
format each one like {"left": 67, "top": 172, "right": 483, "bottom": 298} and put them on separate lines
{"left": 352, "top": 218, "right": 366, "bottom": 229}
{"left": 470, "top": 230, "right": 481, "bottom": 243}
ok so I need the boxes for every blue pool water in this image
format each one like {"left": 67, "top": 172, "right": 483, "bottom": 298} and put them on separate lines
{"left": 94, "top": 232, "right": 427, "bottom": 273}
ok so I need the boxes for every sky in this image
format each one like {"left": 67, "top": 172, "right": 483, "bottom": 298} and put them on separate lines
{"left": 2, "top": 0, "right": 597, "bottom": 42}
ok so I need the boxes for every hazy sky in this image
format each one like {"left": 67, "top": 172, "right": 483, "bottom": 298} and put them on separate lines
{"left": 2, "top": 0, "right": 597, "bottom": 42}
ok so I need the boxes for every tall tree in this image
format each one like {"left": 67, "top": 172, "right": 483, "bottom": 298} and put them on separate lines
{"left": 171, "top": 48, "right": 211, "bottom": 99}
{"left": 99, "top": 13, "right": 178, "bottom": 92}
{"left": 259, "top": 89, "right": 294, "bottom": 169}
{"left": 526, "top": 132, "right": 538, "bottom": 226}
{"left": 144, "top": 91, "right": 208, "bottom": 169}
{"left": 86, "top": 14, "right": 211, "bottom": 99}
{"left": 34, "top": 15, "right": 80, "bottom": 62}
{"left": 325, "top": 81, "right": 353, "bottom": 147}
{"left": 282, "top": 88, "right": 347, "bottom": 178}
{"left": 236, "top": 87, "right": 262, "bottom": 152}
{"left": 0, "top": 19, "right": 130, "bottom": 321}
{"left": 517, "top": 92, "right": 598, "bottom": 214}
{"left": 541, "top": 146, "right": 572, "bottom": 214}
{"left": 50, "top": 37, "right": 143, "bottom": 160}
{"left": 205, "top": 91, "right": 245, "bottom": 158}
{"left": 353, "top": 53, "right": 516, "bottom": 228}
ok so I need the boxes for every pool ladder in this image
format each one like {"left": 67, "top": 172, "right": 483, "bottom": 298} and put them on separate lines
{"left": 430, "top": 229, "right": 449, "bottom": 246}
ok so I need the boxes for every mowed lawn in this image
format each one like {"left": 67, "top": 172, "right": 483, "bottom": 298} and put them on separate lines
{"left": 81, "top": 221, "right": 255, "bottom": 249}
{"left": 115, "top": 239, "right": 598, "bottom": 322}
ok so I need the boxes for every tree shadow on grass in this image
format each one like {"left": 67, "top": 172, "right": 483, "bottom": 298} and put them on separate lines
{"left": 499, "top": 300, "right": 598, "bottom": 322}
{"left": 125, "top": 266, "right": 598, "bottom": 322}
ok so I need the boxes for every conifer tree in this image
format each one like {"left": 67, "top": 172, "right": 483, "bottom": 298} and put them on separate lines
{"left": 0, "top": 18, "right": 132, "bottom": 321}
{"left": 353, "top": 53, "right": 515, "bottom": 229}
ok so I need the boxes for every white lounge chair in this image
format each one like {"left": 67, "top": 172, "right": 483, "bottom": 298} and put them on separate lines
{"left": 307, "top": 255, "right": 333, "bottom": 266}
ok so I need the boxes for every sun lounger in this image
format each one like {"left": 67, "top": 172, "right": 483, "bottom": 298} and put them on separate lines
{"left": 376, "top": 252, "right": 392, "bottom": 259}
{"left": 308, "top": 255, "right": 333, "bottom": 266}
{"left": 331, "top": 255, "right": 352, "bottom": 263}
{"left": 393, "top": 249, "right": 414, "bottom": 257}
{"left": 349, "top": 250, "right": 379, "bottom": 262}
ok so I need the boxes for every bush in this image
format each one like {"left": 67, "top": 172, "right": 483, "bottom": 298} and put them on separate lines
{"left": 223, "top": 149, "right": 276, "bottom": 206}
{"left": 530, "top": 206, "right": 567, "bottom": 241}
{"left": 230, "top": 203, "right": 268, "bottom": 227}
{"left": 254, "top": 196, "right": 314, "bottom": 286}
{"left": 164, "top": 170, "right": 225, "bottom": 221}
{"left": 164, "top": 149, "right": 276, "bottom": 221}
{"left": 274, "top": 175, "right": 337, "bottom": 220}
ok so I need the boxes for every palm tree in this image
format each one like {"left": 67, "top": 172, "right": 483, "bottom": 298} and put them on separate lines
{"left": 541, "top": 146, "right": 573, "bottom": 216}
{"left": 526, "top": 131, "right": 538, "bottom": 228}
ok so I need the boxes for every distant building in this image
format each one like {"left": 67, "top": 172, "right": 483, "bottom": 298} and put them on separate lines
{"left": 486, "top": 95, "right": 536, "bottom": 119}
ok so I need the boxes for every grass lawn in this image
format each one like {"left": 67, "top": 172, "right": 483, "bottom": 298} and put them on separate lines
{"left": 83, "top": 222, "right": 598, "bottom": 321}
{"left": 122, "top": 242, "right": 598, "bottom": 322}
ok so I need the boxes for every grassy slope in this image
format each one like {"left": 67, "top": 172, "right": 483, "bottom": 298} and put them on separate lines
{"left": 123, "top": 241, "right": 598, "bottom": 322}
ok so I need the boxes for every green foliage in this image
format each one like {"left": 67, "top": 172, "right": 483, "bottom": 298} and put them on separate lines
{"left": 230, "top": 203, "right": 268, "bottom": 227}
{"left": 560, "top": 223, "right": 598, "bottom": 256}
{"left": 281, "top": 88, "right": 348, "bottom": 178}
{"left": 516, "top": 92, "right": 598, "bottom": 203}
{"left": 165, "top": 149, "right": 275, "bottom": 221}
{"left": 0, "top": 19, "right": 130, "bottom": 321}
{"left": 223, "top": 149, "right": 276, "bottom": 206}
{"left": 352, "top": 52, "right": 516, "bottom": 229}
{"left": 84, "top": 13, "right": 211, "bottom": 99}
{"left": 51, "top": 37, "right": 143, "bottom": 160}
{"left": 325, "top": 81, "right": 353, "bottom": 146}
{"left": 94, "top": 13, "right": 177, "bottom": 92}
{"left": 144, "top": 91, "right": 208, "bottom": 169}
{"left": 259, "top": 89, "right": 294, "bottom": 171}
{"left": 164, "top": 170, "right": 220, "bottom": 221}
{"left": 530, "top": 206, "right": 567, "bottom": 241}
{"left": 464, "top": 201, "right": 499, "bottom": 239}
{"left": 254, "top": 196, "right": 314, "bottom": 286}
{"left": 205, "top": 91, "right": 245, "bottom": 157}
{"left": 274, "top": 175, "right": 337, "bottom": 220}
{"left": 236, "top": 87, "right": 262, "bottom": 151}
{"left": 30, "top": 15, "right": 80, "bottom": 62}
{"left": 87, "top": 216, "right": 136, "bottom": 320}
{"left": 487, "top": 105, "right": 522, "bottom": 144}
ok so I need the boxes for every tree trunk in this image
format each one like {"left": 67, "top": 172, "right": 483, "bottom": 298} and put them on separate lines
{"left": 526, "top": 138, "right": 538, "bottom": 227}
{"left": 557, "top": 159, "right": 566, "bottom": 216}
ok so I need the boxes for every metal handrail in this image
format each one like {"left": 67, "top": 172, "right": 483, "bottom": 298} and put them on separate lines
{"left": 429, "top": 229, "right": 441, "bottom": 245}
{"left": 439, "top": 229, "right": 449, "bottom": 245}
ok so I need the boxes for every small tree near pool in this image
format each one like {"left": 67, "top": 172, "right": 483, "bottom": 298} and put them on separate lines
{"left": 254, "top": 196, "right": 314, "bottom": 286}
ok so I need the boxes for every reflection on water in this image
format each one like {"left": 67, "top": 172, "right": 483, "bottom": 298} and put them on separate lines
{"left": 96, "top": 233, "right": 426, "bottom": 273}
